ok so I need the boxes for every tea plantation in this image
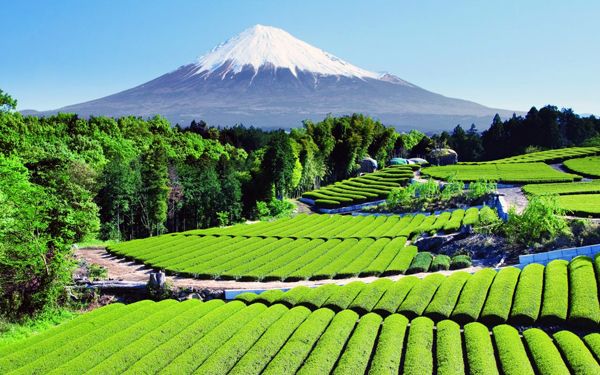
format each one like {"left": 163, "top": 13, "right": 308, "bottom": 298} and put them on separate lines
{"left": 563, "top": 156, "right": 600, "bottom": 178}
{"left": 108, "top": 209, "right": 482, "bottom": 280}
{"left": 1, "top": 299, "right": 598, "bottom": 374}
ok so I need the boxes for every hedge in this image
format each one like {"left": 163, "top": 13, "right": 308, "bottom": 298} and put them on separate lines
{"left": 298, "top": 283, "right": 341, "bottom": 310}
{"left": 228, "top": 306, "right": 311, "bottom": 375}
{"left": 362, "top": 237, "right": 408, "bottom": 275}
{"left": 262, "top": 308, "right": 335, "bottom": 374}
{"left": 405, "top": 252, "right": 433, "bottom": 274}
{"left": 522, "top": 328, "right": 570, "bottom": 375}
{"left": 348, "top": 278, "right": 394, "bottom": 315}
{"left": 159, "top": 303, "right": 276, "bottom": 373}
{"left": 450, "top": 254, "right": 472, "bottom": 269}
{"left": 443, "top": 209, "right": 466, "bottom": 233}
{"left": 479, "top": 267, "right": 520, "bottom": 326}
{"left": 193, "top": 304, "right": 290, "bottom": 374}
{"left": 423, "top": 271, "right": 470, "bottom": 321}
{"left": 123, "top": 301, "right": 248, "bottom": 373}
{"left": 372, "top": 276, "right": 419, "bottom": 316}
{"left": 451, "top": 268, "right": 496, "bottom": 324}
{"left": 6, "top": 300, "right": 172, "bottom": 374}
{"left": 435, "top": 320, "right": 464, "bottom": 375}
{"left": 255, "top": 289, "right": 287, "bottom": 305}
{"left": 583, "top": 333, "right": 600, "bottom": 363}
{"left": 89, "top": 300, "right": 223, "bottom": 374}
{"left": 568, "top": 256, "right": 600, "bottom": 326}
{"left": 332, "top": 313, "right": 382, "bottom": 375}
{"left": 462, "top": 207, "right": 480, "bottom": 226}
{"left": 539, "top": 259, "right": 569, "bottom": 324}
{"left": 509, "top": 263, "right": 544, "bottom": 325}
{"left": 492, "top": 325, "right": 535, "bottom": 375}
{"left": 278, "top": 286, "right": 313, "bottom": 308}
{"left": 398, "top": 273, "right": 445, "bottom": 318}
{"left": 383, "top": 245, "right": 418, "bottom": 275}
{"left": 429, "top": 254, "right": 451, "bottom": 271}
{"left": 323, "top": 281, "right": 367, "bottom": 312}
{"left": 402, "top": 317, "right": 434, "bottom": 375}
{"left": 297, "top": 310, "right": 358, "bottom": 374}
{"left": 368, "top": 314, "right": 409, "bottom": 375}
{"left": 464, "top": 322, "right": 499, "bottom": 375}
{"left": 553, "top": 330, "right": 600, "bottom": 375}
{"left": 337, "top": 238, "right": 391, "bottom": 278}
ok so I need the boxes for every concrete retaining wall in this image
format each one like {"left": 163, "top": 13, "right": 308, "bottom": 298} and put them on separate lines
{"left": 518, "top": 244, "right": 600, "bottom": 267}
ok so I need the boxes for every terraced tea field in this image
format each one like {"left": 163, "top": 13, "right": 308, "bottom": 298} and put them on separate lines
{"left": 237, "top": 255, "right": 600, "bottom": 327}
{"left": 108, "top": 209, "right": 482, "bottom": 280}
{"left": 463, "top": 146, "right": 600, "bottom": 164}
{"left": 2, "top": 299, "right": 598, "bottom": 374}
{"left": 422, "top": 162, "right": 581, "bottom": 183}
{"left": 564, "top": 156, "right": 600, "bottom": 178}
{"left": 301, "top": 165, "right": 416, "bottom": 208}
{"left": 558, "top": 194, "right": 600, "bottom": 217}
{"left": 522, "top": 180, "right": 600, "bottom": 196}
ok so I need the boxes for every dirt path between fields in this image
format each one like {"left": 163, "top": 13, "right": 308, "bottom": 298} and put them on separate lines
{"left": 75, "top": 247, "right": 484, "bottom": 291}
{"left": 497, "top": 187, "right": 528, "bottom": 214}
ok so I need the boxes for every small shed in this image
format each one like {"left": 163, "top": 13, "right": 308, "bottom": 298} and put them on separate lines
{"left": 428, "top": 148, "right": 458, "bottom": 166}
{"left": 359, "top": 157, "right": 378, "bottom": 173}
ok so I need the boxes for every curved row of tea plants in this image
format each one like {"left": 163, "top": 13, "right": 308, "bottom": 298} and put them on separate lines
{"left": 522, "top": 180, "right": 600, "bottom": 196}
{"left": 184, "top": 209, "right": 482, "bottom": 238}
{"left": 237, "top": 255, "right": 600, "bottom": 327}
{"left": 2, "top": 299, "right": 597, "bottom": 374}
{"left": 301, "top": 165, "right": 416, "bottom": 208}
{"left": 558, "top": 194, "right": 600, "bottom": 217}
{"left": 108, "top": 210, "right": 482, "bottom": 280}
{"left": 563, "top": 156, "right": 600, "bottom": 178}
{"left": 422, "top": 162, "right": 581, "bottom": 184}
{"left": 463, "top": 146, "right": 600, "bottom": 164}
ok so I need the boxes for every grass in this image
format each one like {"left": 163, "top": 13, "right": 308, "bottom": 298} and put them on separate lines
{"left": 0, "top": 308, "right": 78, "bottom": 348}
{"left": 422, "top": 162, "right": 580, "bottom": 183}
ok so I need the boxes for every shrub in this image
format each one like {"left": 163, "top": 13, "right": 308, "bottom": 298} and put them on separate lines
{"left": 402, "top": 317, "right": 434, "bottom": 375}
{"left": 235, "top": 292, "right": 259, "bottom": 304}
{"left": 553, "top": 330, "right": 600, "bottom": 375}
{"left": 383, "top": 245, "right": 418, "bottom": 275}
{"left": 368, "top": 314, "right": 409, "bottom": 374}
{"left": 436, "top": 320, "right": 464, "bottom": 375}
{"left": 193, "top": 304, "right": 290, "bottom": 374}
{"left": 568, "top": 256, "right": 600, "bottom": 326}
{"left": 492, "top": 325, "right": 535, "bottom": 375}
{"left": 398, "top": 273, "right": 445, "bottom": 318}
{"left": 323, "top": 281, "right": 366, "bottom": 312}
{"left": 450, "top": 254, "right": 472, "bottom": 269}
{"left": 262, "top": 308, "right": 335, "bottom": 374}
{"left": 228, "top": 306, "right": 311, "bottom": 375}
{"left": 297, "top": 310, "right": 358, "bottom": 374}
{"left": 372, "top": 276, "right": 419, "bottom": 316}
{"left": 405, "top": 252, "right": 433, "bottom": 274}
{"left": 424, "top": 271, "right": 470, "bottom": 321}
{"left": 467, "top": 179, "right": 497, "bottom": 200}
{"left": 278, "top": 286, "right": 312, "bottom": 308}
{"left": 503, "top": 195, "right": 571, "bottom": 247}
{"left": 463, "top": 322, "right": 499, "bottom": 375}
{"left": 442, "top": 209, "right": 465, "bottom": 233}
{"left": 430, "top": 255, "right": 451, "bottom": 271}
{"left": 297, "top": 284, "right": 340, "bottom": 310}
{"left": 254, "top": 289, "right": 286, "bottom": 305}
{"left": 348, "top": 278, "right": 394, "bottom": 315}
{"left": 332, "top": 313, "right": 382, "bottom": 374}
{"left": 523, "top": 328, "right": 570, "bottom": 375}
{"left": 451, "top": 268, "right": 496, "bottom": 324}
{"left": 462, "top": 207, "right": 480, "bottom": 226}
{"left": 510, "top": 263, "right": 544, "bottom": 325}
{"left": 480, "top": 267, "right": 520, "bottom": 326}
{"left": 539, "top": 260, "right": 569, "bottom": 324}
{"left": 441, "top": 177, "right": 465, "bottom": 200}
{"left": 583, "top": 333, "right": 600, "bottom": 363}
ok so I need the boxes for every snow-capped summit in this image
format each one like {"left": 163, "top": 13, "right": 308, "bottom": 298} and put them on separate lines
{"left": 193, "top": 24, "right": 379, "bottom": 79}
{"left": 27, "top": 25, "right": 516, "bottom": 132}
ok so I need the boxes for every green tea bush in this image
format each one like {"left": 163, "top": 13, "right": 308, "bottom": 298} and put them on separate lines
{"left": 450, "top": 254, "right": 472, "bottom": 269}
{"left": 406, "top": 252, "right": 433, "bottom": 274}
{"left": 429, "top": 254, "right": 451, "bottom": 271}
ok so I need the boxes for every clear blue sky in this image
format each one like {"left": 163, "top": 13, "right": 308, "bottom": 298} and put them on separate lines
{"left": 2, "top": 0, "right": 599, "bottom": 115}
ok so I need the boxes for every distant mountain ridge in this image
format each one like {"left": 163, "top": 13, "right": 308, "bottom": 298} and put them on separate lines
{"left": 23, "top": 24, "right": 516, "bottom": 131}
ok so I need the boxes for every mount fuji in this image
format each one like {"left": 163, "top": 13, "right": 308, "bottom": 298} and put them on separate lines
{"left": 25, "top": 25, "right": 515, "bottom": 131}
